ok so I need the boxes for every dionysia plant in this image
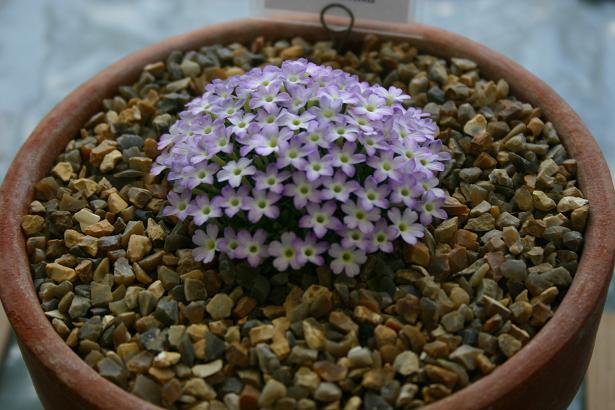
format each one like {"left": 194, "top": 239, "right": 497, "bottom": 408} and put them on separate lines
{"left": 152, "top": 59, "right": 450, "bottom": 276}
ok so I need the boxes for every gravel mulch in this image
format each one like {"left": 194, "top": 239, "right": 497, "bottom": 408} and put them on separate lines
{"left": 21, "top": 34, "right": 588, "bottom": 409}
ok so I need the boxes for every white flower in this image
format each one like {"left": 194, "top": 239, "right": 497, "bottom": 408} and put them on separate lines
{"left": 329, "top": 244, "right": 366, "bottom": 277}
{"left": 192, "top": 224, "right": 219, "bottom": 263}
{"left": 387, "top": 208, "right": 425, "bottom": 245}
{"left": 340, "top": 228, "right": 369, "bottom": 251}
{"left": 217, "top": 158, "right": 256, "bottom": 187}
{"left": 235, "top": 229, "right": 268, "bottom": 267}
{"left": 341, "top": 200, "right": 380, "bottom": 234}
{"left": 268, "top": 232, "right": 301, "bottom": 271}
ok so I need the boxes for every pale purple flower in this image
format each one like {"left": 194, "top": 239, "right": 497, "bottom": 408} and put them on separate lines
{"left": 281, "top": 60, "right": 308, "bottom": 85}
{"left": 419, "top": 191, "right": 447, "bottom": 225}
{"left": 255, "top": 107, "right": 284, "bottom": 130}
{"left": 367, "top": 151, "right": 404, "bottom": 182}
{"left": 392, "top": 138, "right": 421, "bottom": 162}
{"left": 341, "top": 200, "right": 380, "bottom": 234}
{"left": 374, "top": 85, "right": 411, "bottom": 106}
{"left": 185, "top": 95, "right": 214, "bottom": 116}
{"left": 330, "top": 123, "right": 359, "bottom": 142}
{"left": 387, "top": 208, "right": 425, "bottom": 245}
{"left": 321, "top": 171, "right": 360, "bottom": 202}
{"left": 237, "top": 134, "right": 261, "bottom": 157}
{"left": 163, "top": 191, "right": 192, "bottom": 220}
{"left": 391, "top": 117, "right": 411, "bottom": 140}
{"left": 356, "top": 177, "right": 390, "bottom": 210}
{"left": 347, "top": 112, "right": 375, "bottom": 134}
{"left": 353, "top": 94, "right": 393, "bottom": 120}
{"left": 251, "top": 127, "right": 293, "bottom": 156}
{"left": 287, "top": 83, "right": 313, "bottom": 113}
{"left": 299, "top": 201, "right": 342, "bottom": 238}
{"left": 415, "top": 149, "right": 446, "bottom": 173}
{"left": 279, "top": 109, "right": 315, "bottom": 131}
{"left": 150, "top": 157, "right": 168, "bottom": 176}
{"left": 429, "top": 140, "right": 452, "bottom": 163}
{"left": 319, "top": 82, "right": 358, "bottom": 105}
{"left": 218, "top": 227, "right": 240, "bottom": 258}
{"left": 211, "top": 128, "right": 234, "bottom": 155}
{"left": 366, "top": 221, "right": 396, "bottom": 253}
{"left": 305, "top": 60, "right": 330, "bottom": 77}
{"left": 268, "top": 232, "right": 302, "bottom": 271}
{"left": 158, "top": 132, "right": 178, "bottom": 151}
{"left": 329, "top": 244, "right": 366, "bottom": 277}
{"left": 250, "top": 83, "right": 290, "bottom": 111}
{"left": 324, "top": 142, "right": 365, "bottom": 177}
{"left": 178, "top": 162, "right": 219, "bottom": 190}
{"left": 245, "top": 66, "right": 280, "bottom": 89}
{"left": 235, "top": 229, "right": 268, "bottom": 267}
{"left": 217, "top": 158, "right": 256, "bottom": 187}
{"left": 276, "top": 138, "right": 313, "bottom": 169}
{"left": 403, "top": 107, "right": 438, "bottom": 142}
{"left": 296, "top": 233, "right": 327, "bottom": 266}
{"left": 254, "top": 164, "right": 290, "bottom": 194}
{"left": 211, "top": 98, "right": 243, "bottom": 118}
{"left": 419, "top": 176, "right": 441, "bottom": 193}
{"left": 340, "top": 228, "right": 370, "bottom": 251}
{"left": 187, "top": 136, "right": 214, "bottom": 165}
{"left": 309, "top": 95, "right": 344, "bottom": 124}
{"left": 358, "top": 133, "right": 389, "bottom": 157}
{"left": 206, "top": 80, "right": 236, "bottom": 100}
{"left": 301, "top": 122, "right": 334, "bottom": 149}
{"left": 283, "top": 172, "right": 321, "bottom": 208}
{"left": 192, "top": 224, "right": 219, "bottom": 263}
{"left": 245, "top": 191, "right": 280, "bottom": 223}
{"left": 228, "top": 112, "right": 256, "bottom": 138}
{"left": 217, "top": 186, "right": 250, "bottom": 217}
{"left": 192, "top": 117, "right": 221, "bottom": 138}
{"left": 390, "top": 175, "right": 424, "bottom": 208}
{"left": 300, "top": 152, "right": 334, "bottom": 181}
{"left": 189, "top": 195, "right": 223, "bottom": 226}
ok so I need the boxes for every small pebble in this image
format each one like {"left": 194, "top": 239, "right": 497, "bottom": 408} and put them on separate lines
{"left": 393, "top": 351, "right": 420, "bottom": 376}
{"left": 314, "top": 382, "right": 342, "bottom": 402}
{"left": 259, "top": 379, "right": 287, "bottom": 408}
{"left": 206, "top": 293, "right": 234, "bottom": 320}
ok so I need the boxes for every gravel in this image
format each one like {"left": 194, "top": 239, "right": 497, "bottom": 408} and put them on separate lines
{"left": 23, "top": 34, "right": 587, "bottom": 408}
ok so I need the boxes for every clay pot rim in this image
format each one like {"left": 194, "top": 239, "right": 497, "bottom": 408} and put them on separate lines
{"left": 0, "top": 16, "right": 613, "bottom": 410}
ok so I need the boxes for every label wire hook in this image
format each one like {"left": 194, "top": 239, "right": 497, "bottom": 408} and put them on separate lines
{"left": 320, "top": 3, "right": 355, "bottom": 52}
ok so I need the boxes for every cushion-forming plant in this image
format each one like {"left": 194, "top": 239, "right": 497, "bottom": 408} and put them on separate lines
{"left": 153, "top": 59, "right": 449, "bottom": 276}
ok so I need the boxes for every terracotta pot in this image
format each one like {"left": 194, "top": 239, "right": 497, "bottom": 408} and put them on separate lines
{"left": 0, "top": 15, "right": 613, "bottom": 410}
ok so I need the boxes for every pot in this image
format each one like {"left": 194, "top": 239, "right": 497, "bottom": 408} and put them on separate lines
{"left": 0, "top": 15, "right": 613, "bottom": 410}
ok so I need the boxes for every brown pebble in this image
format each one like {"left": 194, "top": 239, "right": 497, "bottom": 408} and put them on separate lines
{"left": 239, "top": 384, "right": 260, "bottom": 410}
{"left": 353, "top": 305, "right": 383, "bottom": 325}
{"left": 84, "top": 219, "right": 114, "bottom": 237}
{"left": 313, "top": 361, "right": 348, "bottom": 382}
{"left": 497, "top": 333, "right": 522, "bottom": 357}
{"left": 51, "top": 162, "right": 74, "bottom": 181}
{"left": 108, "top": 192, "right": 129, "bottom": 214}
{"left": 362, "top": 368, "right": 394, "bottom": 390}
{"left": 249, "top": 324, "right": 275, "bottom": 344}
{"left": 127, "top": 235, "right": 152, "bottom": 262}
{"left": 21, "top": 215, "right": 46, "bottom": 236}
{"left": 403, "top": 242, "right": 431, "bottom": 267}
{"left": 231, "top": 296, "right": 257, "bottom": 318}
{"left": 425, "top": 364, "right": 459, "bottom": 388}
{"left": 329, "top": 310, "right": 359, "bottom": 333}
{"left": 46, "top": 263, "right": 77, "bottom": 283}
{"left": 374, "top": 324, "right": 397, "bottom": 347}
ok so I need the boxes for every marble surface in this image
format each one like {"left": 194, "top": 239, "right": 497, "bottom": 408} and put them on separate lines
{"left": 1, "top": 0, "right": 613, "bottom": 408}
